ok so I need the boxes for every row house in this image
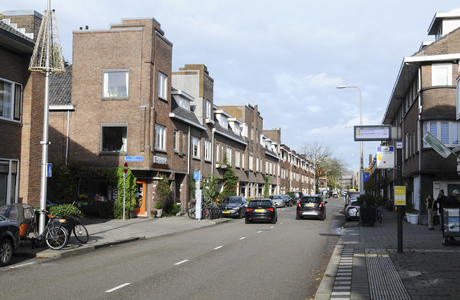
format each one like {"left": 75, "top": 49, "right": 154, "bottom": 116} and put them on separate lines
{"left": 279, "top": 145, "right": 315, "bottom": 195}
{"left": 0, "top": 10, "right": 44, "bottom": 207}
{"left": 7, "top": 12, "right": 316, "bottom": 215}
{"left": 372, "top": 8, "right": 460, "bottom": 217}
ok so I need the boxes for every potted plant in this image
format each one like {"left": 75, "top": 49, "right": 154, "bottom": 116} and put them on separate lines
{"left": 356, "top": 194, "right": 377, "bottom": 226}
{"left": 150, "top": 209, "right": 157, "bottom": 218}
{"left": 154, "top": 201, "right": 163, "bottom": 218}
{"left": 49, "top": 204, "right": 83, "bottom": 235}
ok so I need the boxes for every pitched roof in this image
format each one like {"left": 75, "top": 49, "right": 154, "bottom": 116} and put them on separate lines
{"left": 49, "top": 65, "right": 72, "bottom": 105}
{"left": 170, "top": 96, "right": 206, "bottom": 130}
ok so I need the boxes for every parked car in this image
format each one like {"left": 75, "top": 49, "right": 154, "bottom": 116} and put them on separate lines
{"left": 218, "top": 196, "right": 248, "bottom": 219}
{"left": 269, "top": 195, "right": 285, "bottom": 208}
{"left": 245, "top": 199, "right": 277, "bottom": 224}
{"left": 345, "top": 191, "right": 361, "bottom": 207}
{"left": 281, "top": 194, "right": 293, "bottom": 207}
{"left": 292, "top": 191, "right": 303, "bottom": 205}
{"left": 0, "top": 215, "right": 20, "bottom": 267}
{"left": 345, "top": 199, "right": 360, "bottom": 221}
{"left": 296, "top": 195, "right": 327, "bottom": 220}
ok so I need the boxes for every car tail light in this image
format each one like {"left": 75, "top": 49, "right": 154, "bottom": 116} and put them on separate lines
{"left": 267, "top": 208, "right": 274, "bottom": 212}
{"left": 319, "top": 203, "right": 323, "bottom": 208}
{"left": 297, "top": 202, "right": 301, "bottom": 208}
{"left": 246, "top": 208, "right": 253, "bottom": 212}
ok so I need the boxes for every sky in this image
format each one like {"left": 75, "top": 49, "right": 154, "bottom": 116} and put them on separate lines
{"left": 3, "top": 1, "right": 460, "bottom": 172}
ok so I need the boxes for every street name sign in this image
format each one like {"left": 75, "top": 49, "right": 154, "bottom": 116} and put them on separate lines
{"left": 423, "top": 132, "right": 452, "bottom": 159}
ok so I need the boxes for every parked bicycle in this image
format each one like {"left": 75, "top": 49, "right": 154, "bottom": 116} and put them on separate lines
{"left": 28, "top": 210, "right": 69, "bottom": 250}
{"left": 187, "top": 199, "right": 212, "bottom": 220}
{"left": 71, "top": 202, "right": 89, "bottom": 243}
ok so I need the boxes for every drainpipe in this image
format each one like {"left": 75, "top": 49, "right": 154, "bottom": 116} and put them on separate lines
{"left": 211, "top": 128, "right": 215, "bottom": 177}
{"left": 65, "top": 110, "right": 70, "bottom": 165}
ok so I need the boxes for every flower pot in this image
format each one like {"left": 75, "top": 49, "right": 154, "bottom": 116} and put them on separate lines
{"left": 410, "top": 214, "right": 419, "bottom": 225}
{"left": 359, "top": 207, "right": 376, "bottom": 226}
{"left": 156, "top": 209, "right": 163, "bottom": 218}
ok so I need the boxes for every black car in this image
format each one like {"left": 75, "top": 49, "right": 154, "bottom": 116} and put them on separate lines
{"left": 0, "top": 215, "right": 20, "bottom": 267}
{"left": 296, "top": 195, "right": 327, "bottom": 220}
{"left": 245, "top": 199, "right": 277, "bottom": 224}
{"left": 292, "top": 191, "right": 303, "bottom": 205}
{"left": 218, "top": 196, "right": 248, "bottom": 219}
{"left": 281, "top": 194, "right": 292, "bottom": 207}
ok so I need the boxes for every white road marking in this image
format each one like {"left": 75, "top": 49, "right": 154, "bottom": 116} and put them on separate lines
{"left": 270, "top": 226, "right": 274, "bottom": 228}
{"left": 257, "top": 231, "right": 262, "bottom": 233}
{"left": 9, "top": 262, "right": 35, "bottom": 268}
{"left": 174, "top": 259, "right": 188, "bottom": 265}
{"left": 105, "top": 283, "right": 131, "bottom": 293}
{"left": 240, "top": 237, "right": 246, "bottom": 240}
{"left": 214, "top": 246, "right": 223, "bottom": 250}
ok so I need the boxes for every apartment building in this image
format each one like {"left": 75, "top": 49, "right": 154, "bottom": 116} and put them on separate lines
{"left": 372, "top": 8, "right": 460, "bottom": 214}
{"left": 0, "top": 10, "right": 44, "bottom": 206}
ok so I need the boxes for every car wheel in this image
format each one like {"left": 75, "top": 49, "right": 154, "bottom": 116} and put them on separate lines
{"left": 272, "top": 217, "right": 277, "bottom": 224}
{"left": 238, "top": 210, "right": 243, "bottom": 219}
{"left": 0, "top": 239, "right": 14, "bottom": 267}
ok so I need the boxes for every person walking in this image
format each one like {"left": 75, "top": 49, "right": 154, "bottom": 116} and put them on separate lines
{"left": 426, "top": 194, "right": 437, "bottom": 230}
{"left": 437, "top": 189, "right": 447, "bottom": 232}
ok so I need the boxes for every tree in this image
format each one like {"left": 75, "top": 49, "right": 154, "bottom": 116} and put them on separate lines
{"left": 264, "top": 176, "right": 270, "bottom": 198}
{"left": 300, "top": 141, "right": 346, "bottom": 193}
{"left": 201, "top": 173, "right": 220, "bottom": 202}
{"left": 220, "top": 154, "right": 239, "bottom": 198}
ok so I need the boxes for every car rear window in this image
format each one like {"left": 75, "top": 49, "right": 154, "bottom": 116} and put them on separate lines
{"left": 249, "top": 200, "right": 272, "bottom": 208}
{"left": 300, "top": 197, "right": 321, "bottom": 203}
{"left": 222, "top": 196, "right": 240, "bottom": 205}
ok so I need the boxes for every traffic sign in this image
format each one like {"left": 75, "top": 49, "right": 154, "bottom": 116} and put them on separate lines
{"left": 123, "top": 162, "right": 128, "bottom": 173}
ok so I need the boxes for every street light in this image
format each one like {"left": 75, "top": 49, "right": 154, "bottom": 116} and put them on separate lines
{"left": 337, "top": 85, "right": 364, "bottom": 195}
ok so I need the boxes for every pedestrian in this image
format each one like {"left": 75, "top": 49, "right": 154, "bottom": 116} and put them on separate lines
{"left": 425, "top": 194, "right": 437, "bottom": 230}
{"left": 437, "top": 189, "right": 447, "bottom": 232}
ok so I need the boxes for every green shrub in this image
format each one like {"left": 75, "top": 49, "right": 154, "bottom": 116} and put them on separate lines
{"left": 154, "top": 201, "right": 163, "bottom": 209}
{"left": 356, "top": 193, "right": 377, "bottom": 208}
{"left": 49, "top": 204, "right": 83, "bottom": 219}
{"left": 165, "top": 203, "right": 181, "bottom": 216}
{"left": 114, "top": 202, "right": 132, "bottom": 219}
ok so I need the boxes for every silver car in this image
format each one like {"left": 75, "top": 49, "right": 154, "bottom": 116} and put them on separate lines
{"left": 345, "top": 199, "right": 360, "bottom": 221}
{"left": 269, "top": 195, "right": 286, "bottom": 208}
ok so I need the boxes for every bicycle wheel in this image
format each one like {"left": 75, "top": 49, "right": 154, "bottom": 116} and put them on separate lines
{"left": 73, "top": 222, "right": 89, "bottom": 244}
{"left": 45, "top": 226, "right": 68, "bottom": 250}
{"left": 378, "top": 213, "right": 383, "bottom": 223}
{"left": 202, "top": 208, "right": 210, "bottom": 219}
{"left": 188, "top": 207, "right": 196, "bottom": 219}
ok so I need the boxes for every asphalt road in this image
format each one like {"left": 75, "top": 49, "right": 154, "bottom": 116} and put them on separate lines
{"left": 1, "top": 197, "right": 344, "bottom": 300}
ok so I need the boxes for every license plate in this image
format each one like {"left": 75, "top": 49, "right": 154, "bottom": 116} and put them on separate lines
{"left": 306, "top": 203, "right": 315, "bottom": 207}
{"left": 255, "top": 209, "right": 265, "bottom": 212}
{"left": 222, "top": 211, "right": 230, "bottom": 214}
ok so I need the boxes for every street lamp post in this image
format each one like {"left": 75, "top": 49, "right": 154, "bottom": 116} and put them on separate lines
{"left": 337, "top": 85, "right": 364, "bottom": 195}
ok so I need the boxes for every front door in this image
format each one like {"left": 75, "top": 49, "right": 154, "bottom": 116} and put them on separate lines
{"left": 135, "top": 181, "right": 146, "bottom": 216}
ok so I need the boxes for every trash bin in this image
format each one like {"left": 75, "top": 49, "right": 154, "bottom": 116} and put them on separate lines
{"left": 442, "top": 208, "right": 460, "bottom": 245}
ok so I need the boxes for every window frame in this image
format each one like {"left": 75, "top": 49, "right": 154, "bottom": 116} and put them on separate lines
{"left": 423, "top": 121, "right": 459, "bottom": 148}
{"left": 432, "top": 63, "right": 452, "bottom": 86}
{"left": 0, "top": 78, "right": 22, "bottom": 122}
{"left": 158, "top": 71, "right": 167, "bottom": 100}
{"left": 192, "top": 137, "right": 200, "bottom": 159}
{"left": 204, "top": 140, "right": 211, "bottom": 161}
{"left": 102, "top": 70, "right": 129, "bottom": 99}
{"left": 155, "top": 124, "right": 166, "bottom": 152}
{"left": 101, "top": 124, "right": 128, "bottom": 153}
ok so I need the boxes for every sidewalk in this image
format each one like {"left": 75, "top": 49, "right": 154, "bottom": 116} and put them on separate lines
{"left": 14, "top": 215, "right": 228, "bottom": 259}
{"left": 315, "top": 211, "right": 460, "bottom": 300}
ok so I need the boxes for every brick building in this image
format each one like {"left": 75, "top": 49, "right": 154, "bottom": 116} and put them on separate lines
{"left": 372, "top": 8, "right": 460, "bottom": 216}
{"left": 1, "top": 10, "right": 44, "bottom": 207}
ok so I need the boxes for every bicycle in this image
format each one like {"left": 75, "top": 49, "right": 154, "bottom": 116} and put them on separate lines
{"left": 28, "top": 210, "right": 69, "bottom": 250}
{"left": 71, "top": 202, "right": 89, "bottom": 243}
{"left": 376, "top": 206, "right": 383, "bottom": 223}
{"left": 187, "top": 200, "right": 211, "bottom": 220}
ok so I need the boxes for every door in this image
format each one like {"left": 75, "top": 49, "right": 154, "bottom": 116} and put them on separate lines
{"left": 135, "top": 181, "right": 146, "bottom": 216}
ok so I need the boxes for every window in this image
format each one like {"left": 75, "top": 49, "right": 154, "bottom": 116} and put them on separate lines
{"left": 256, "top": 157, "right": 259, "bottom": 172}
{"left": 178, "top": 97, "right": 189, "bottom": 110}
{"left": 249, "top": 155, "right": 253, "bottom": 171}
{"left": 424, "top": 121, "right": 460, "bottom": 147}
{"left": 0, "top": 160, "right": 18, "bottom": 206}
{"left": 182, "top": 133, "right": 186, "bottom": 154}
{"left": 155, "top": 124, "right": 166, "bottom": 151}
{"left": 0, "top": 79, "right": 22, "bottom": 121}
{"left": 102, "top": 125, "right": 127, "bottom": 152}
{"left": 432, "top": 64, "right": 452, "bottom": 86}
{"left": 241, "top": 153, "right": 245, "bottom": 169}
{"left": 219, "top": 115, "right": 228, "bottom": 129}
{"left": 206, "top": 100, "right": 212, "bottom": 119}
{"left": 174, "top": 130, "right": 178, "bottom": 152}
{"left": 192, "top": 137, "right": 200, "bottom": 159}
{"left": 226, "top": 147, "right": 232, "bottom": 165}
{"left": 204, "top": 140, "right": 211, "bottom": 161}
{"left": 216, "top": 143, "right": 220, "bottom": 162}
{"left": 103, "top": 70, "right": 129, "bottom": 98}
{"left": 235, "top": 151, "right": 240, "bottom": 168}
{"left": 158, "top": 72, "right": 167, "bottom": 99}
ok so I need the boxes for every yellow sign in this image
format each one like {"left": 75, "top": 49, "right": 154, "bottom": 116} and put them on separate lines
{"left": 394, "top": 186, "right": 406, "bottom": 206}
